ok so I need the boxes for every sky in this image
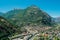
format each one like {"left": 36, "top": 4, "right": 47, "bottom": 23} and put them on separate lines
{"left": 0, "top": 0, "right": 60, "bottom": 17}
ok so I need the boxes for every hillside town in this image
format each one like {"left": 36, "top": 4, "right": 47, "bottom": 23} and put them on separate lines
{"left": 8, "top": 25, "right": 60, "bottom": 40}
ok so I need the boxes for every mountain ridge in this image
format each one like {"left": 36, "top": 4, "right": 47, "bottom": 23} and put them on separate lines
{"left": 3, "top": 5, "right": 53, "bottom": 27}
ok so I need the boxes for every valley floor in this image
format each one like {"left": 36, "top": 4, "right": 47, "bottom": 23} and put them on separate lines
{"left": 8, "top": 25, "right": 60, "bottom": 40}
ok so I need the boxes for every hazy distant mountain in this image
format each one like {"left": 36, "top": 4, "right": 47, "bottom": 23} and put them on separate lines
{"left": 4, "top": 5, "right": 52, "bottom": 26}
{"left": 54, "top": 17, "right": 60, "bottom": 23}
{"left": 0, "top": 12, "right": 4, "bottom": 16}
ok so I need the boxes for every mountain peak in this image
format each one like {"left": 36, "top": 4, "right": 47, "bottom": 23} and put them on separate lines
{"left": 27, "top": 5, "right": 39, "bottom": 9}
{"left": 30, "top": 5, "right": 38, "bottom": 7}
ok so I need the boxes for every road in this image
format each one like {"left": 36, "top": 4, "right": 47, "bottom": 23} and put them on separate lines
{"left": 28, "top": 33, "right": 38, "bottom": 40}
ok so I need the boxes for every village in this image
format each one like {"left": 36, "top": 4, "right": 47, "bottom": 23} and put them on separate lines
{"left": 8, "top": 25, "right": 60, "bottom": 40}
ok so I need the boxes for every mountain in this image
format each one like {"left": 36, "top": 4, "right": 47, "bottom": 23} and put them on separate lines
{"left": 54, "top": 17, "right": 60, "bottom": 23}
{"left": 0, "top": 12, "right": 4, "bottom": 16}
{"left": 4, "top": 5, "right": 52, "bottom": 27}
{"left": 0, "top": 16, "right": 18, "bottom": 40}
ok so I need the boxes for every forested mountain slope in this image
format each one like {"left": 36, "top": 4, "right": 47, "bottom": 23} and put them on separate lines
{"left": 4, "top": 5, "right": 52, "bottom": 26}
